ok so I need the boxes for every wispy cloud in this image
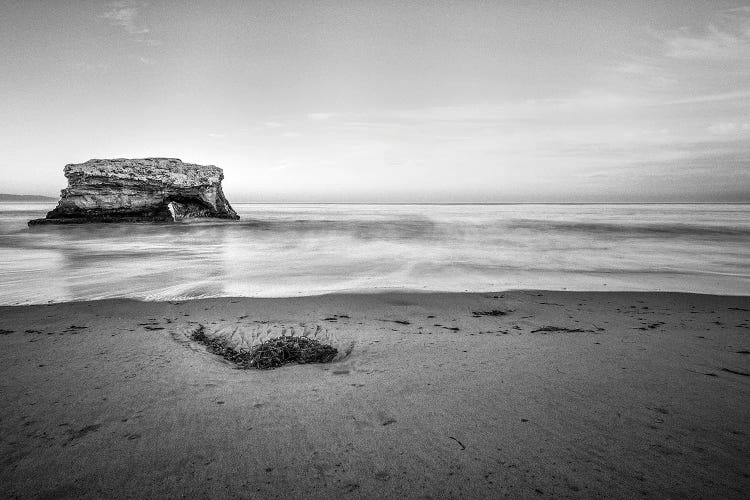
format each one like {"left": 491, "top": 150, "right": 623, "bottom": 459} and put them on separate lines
{"left": 610, "top": 60, "right": 677, "bottom": 88}
{"left": 101, "top": 1, "right": 160, "bottom": 45}
{"left": 604, "top": 6, "right": 750, "bottom": 115}
{"left": 291, "top": 87, "right": 748, "bottom": 196}
{"left": 707, "top": 121, "right": 750, "bottom": 135}
{"left": 343, "top": 93, "right": 644, "bottom": 125}
{"left": 308, "top": 112, "right": 336, "bottom": 121}
{"left": 269, "top": 161, "right": 289, "bottom": 172}
{"left": 661, "top": 7, "right": 750, "bottom": 60}
{"left": 102, "top": 1, "right": 149, "bottom": 35}
{"left": 661, "top": 89, "right": 750, "bottom": 105}
{"left": 71, "top": 61, "right": 110, "bottom": 72}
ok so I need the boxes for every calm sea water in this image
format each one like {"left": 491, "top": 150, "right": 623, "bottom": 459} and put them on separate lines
{"left": 0, "top": 203, "right": 748, "bottom": 305}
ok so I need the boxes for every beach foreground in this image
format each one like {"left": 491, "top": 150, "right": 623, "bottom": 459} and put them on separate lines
{"left": 1, "top": 291, "right": 748, "bottom": 498}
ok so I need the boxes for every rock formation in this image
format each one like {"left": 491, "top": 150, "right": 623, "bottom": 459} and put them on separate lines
{"left": 29, "top": 158, "right": 239, "bottom": 225}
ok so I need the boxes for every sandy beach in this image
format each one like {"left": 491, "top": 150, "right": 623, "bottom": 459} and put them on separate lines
{"left": 0, "top": 291, "right": 748, "bottom": 498}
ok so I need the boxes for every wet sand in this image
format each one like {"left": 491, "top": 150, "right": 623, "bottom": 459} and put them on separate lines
{"left": 1, "top": 291, "right": 749, "bottom": 498}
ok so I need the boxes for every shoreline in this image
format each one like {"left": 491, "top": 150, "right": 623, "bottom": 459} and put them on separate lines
{"left": 3, "top": 286, "right": 750, "bottom": 308}
{"left": 2, "top": 290, "right": 749, "bottom": 498}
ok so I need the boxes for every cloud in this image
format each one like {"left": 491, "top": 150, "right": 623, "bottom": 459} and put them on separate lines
{"left": 606, "top": 8, "right": 750, "bottom": 112}
{"left": 102, "top": 1, "right": 149, "bottom": 35}
{"left": 610, "top": 60, "right": 678, "bottom": 88}
{"left": 281, "top": 131, "right": 301, "bottom": 138}
{"left": 357, "top": 93, "right": 642, "bottom": 125}
{"left": 101, "top": 1, "right": 160, "bottom": 45}
{"left": 101, "top": 2, "right": 161, "bottom": 67}
{"left": 72, "top": 61, "right": 110, "bottom": 72}
{"left": 269, "top": 161, "right": 289, "bottom": 171}
{"left": 661, "top": 7, "right": 750, "bottom": 60}
{"left": 308, "top": 112, "right": 336, "bottom": 121}
{"left": 661, "top": 89, "right": 750, "bottom": 105}
{"left": 707, "top": 122, "right": 750, "bottom": 134}
{"left": 264, "top": 121, "right": 283, "bottom": 128}
{"left": 613, "top": 62, "right": 655, "bottom": 75}
{"left": 298, "top": 89, "right": 749, "bottom": 194}
{"left": 207, "top": 133, "right": 225, "bottom": 138}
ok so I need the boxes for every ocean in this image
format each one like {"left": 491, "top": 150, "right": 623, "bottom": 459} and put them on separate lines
{"left": 1, "top": 203, "right": 748, "bottom": 305}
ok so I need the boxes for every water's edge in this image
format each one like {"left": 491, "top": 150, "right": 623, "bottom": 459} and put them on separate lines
{"left": 1, "top": 203, "right": 748, "bottom": 305}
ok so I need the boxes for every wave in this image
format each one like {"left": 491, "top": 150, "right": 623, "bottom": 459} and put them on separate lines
{"left": 507, "top": 220, "right": 750, "bottom": 238}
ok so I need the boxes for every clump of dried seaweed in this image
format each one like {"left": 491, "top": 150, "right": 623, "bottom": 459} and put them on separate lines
{"left": 247, "top": 336, "right": 338, "bottom": 369}
{"left": 190, "top": 325, "right": 338, "bottom": 369}
{"left": 190, "top": 325, "right": 249, "bottom": 365}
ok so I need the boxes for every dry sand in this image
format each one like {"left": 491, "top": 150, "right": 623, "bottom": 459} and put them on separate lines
{"left": 1, "top": 291, "right": 748, "bottom": 498}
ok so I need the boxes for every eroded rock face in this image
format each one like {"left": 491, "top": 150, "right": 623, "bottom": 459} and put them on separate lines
{"left": 29, "top": 158, "right": 239, "bottom": 225}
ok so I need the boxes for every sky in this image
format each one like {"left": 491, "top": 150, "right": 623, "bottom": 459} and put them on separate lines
{"left": 1, "top": 0, "right": 749, "bottom": 202}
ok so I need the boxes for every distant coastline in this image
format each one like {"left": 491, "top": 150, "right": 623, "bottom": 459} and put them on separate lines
{"left": 0, "top": 193, "right": 56, "bottom": 202}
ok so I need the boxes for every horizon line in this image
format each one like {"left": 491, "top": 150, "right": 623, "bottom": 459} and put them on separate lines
{"left": 2, "top": 193, "right": 748, "bottom": 205}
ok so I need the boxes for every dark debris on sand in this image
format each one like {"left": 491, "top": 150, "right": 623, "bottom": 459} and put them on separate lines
{"left": 531, "top": 326, "right": 586, "bottom": 334}
{"left": 191, "top": 325, "right": 338, "bottom": 370}
{"left": 472, "top": 310, "right": 507, "bottom": 317}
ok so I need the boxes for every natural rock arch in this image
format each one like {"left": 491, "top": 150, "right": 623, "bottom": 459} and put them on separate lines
{"left": 29, "top": 158, "right": 239, "bottom": 225}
